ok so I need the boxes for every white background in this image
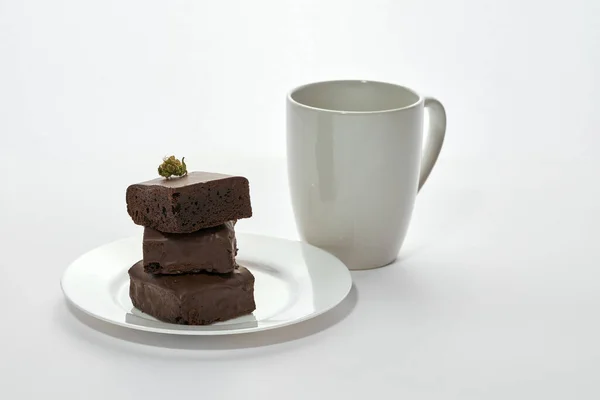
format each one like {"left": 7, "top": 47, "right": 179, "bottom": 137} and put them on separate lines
{"left": 1, "top": 0, "right": 600, "bottom": 399}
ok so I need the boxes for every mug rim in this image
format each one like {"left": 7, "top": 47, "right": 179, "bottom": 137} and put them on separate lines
{"left": 287, "top": 79, "right": 423, "bottom": 114}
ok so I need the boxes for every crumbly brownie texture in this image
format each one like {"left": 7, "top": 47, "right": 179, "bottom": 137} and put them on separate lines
{"left": 126, "top": 172, "right": 252, "bottom": 233}
{"left": 143, "top": 221, "right": 238, "bottom": 275}
{"left": 129, "top": 261, "right": 256, "bottom": 325}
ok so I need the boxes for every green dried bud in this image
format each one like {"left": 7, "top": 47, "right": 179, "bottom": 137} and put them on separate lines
{"left": 158, "top": 155, "right": 188, "bottom": 179}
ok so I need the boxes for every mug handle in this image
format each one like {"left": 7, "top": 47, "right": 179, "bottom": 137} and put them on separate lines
{"left": 418, "top": 97, "right": 447, "bottom": 191}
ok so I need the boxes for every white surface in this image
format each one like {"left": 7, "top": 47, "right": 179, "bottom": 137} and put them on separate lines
{"left": 287, "top": 80, "right": 446, "bottom": 269}
{"left": 1, "top": 0, "right": 600, "bottom": 398}
{"left": 61, "top": 233, "right": 352, "bottom": 335}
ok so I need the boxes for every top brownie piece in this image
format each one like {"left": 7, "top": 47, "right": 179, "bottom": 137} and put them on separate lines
{"left": 126, "top": 172, "right": 252, "bottom": 233}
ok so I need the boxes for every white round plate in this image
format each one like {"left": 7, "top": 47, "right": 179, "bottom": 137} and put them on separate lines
{"left": 61, "top": 233, "right": 352, "bottom": 335}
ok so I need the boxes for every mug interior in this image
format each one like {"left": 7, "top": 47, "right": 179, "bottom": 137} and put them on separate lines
{"left": 289, "top": 80, "right": 420, "bottom": 113}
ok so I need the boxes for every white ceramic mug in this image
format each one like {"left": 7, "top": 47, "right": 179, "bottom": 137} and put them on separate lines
{"left": 286, "top": 80, "right": 446, "bottom": 270}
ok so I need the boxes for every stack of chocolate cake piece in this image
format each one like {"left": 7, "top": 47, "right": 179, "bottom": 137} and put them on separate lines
{"left": 125, "top": 171, "right": 256, "bottom": 325}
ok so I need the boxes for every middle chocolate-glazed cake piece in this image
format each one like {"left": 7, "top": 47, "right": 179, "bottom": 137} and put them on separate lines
{"left": 143, "top": 221, "right": 237, "bottom": 274}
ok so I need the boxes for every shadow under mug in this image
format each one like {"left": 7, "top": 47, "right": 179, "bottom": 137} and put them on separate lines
{"left": 286, "top": 80, "right": 446, "bottom": 270}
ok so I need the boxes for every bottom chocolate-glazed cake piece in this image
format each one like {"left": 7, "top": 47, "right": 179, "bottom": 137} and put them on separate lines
{"left": 128, "top": 261, "right": 256, "bottom": 325}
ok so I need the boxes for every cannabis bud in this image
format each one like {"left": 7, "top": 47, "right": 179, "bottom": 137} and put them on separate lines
{"left": 158, "top": 156, "right": 187, "bottom": 179}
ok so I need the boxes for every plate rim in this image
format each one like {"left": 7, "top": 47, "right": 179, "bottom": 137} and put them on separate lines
{"left": 60, "top": 233, "right": 353, "bottom": 336}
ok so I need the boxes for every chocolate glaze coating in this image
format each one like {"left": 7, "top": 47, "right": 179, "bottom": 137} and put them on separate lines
{"left": 143, "top": 221, "right": 238, "bottom": 274}
{"left": 126, "top": 172, "right": 252, "bottom": 233}
{"left": 128, "top": 261, "right": 256, "bottom": 325}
